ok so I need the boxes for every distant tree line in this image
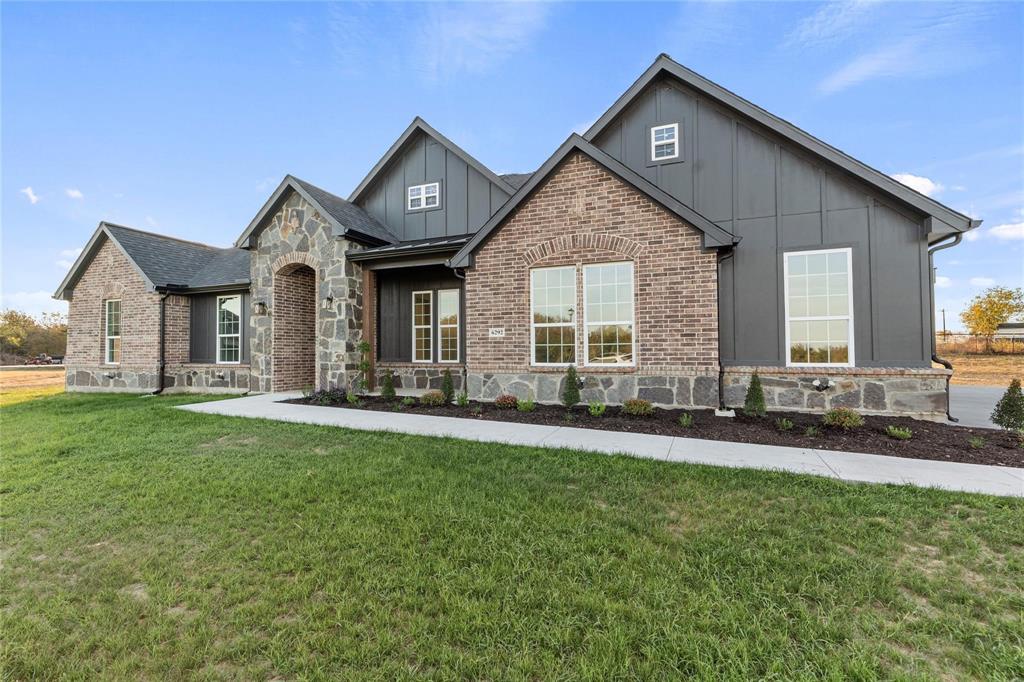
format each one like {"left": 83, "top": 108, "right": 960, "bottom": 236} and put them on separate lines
{"left": 0, "top": 310, "right": 67, "bottom": 363}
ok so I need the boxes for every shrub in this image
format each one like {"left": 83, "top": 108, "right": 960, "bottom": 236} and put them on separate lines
{"left": 623, "top": 398, "right": 653, "bottom": 417}
{"left": 563, "top": 411, "right": 575, "bottom": 423}
{"left": 743, "top": 372, "right": 766, "bottom": 418}
{"left": 441, "top": 369, "right": 455, "bottom": 406}
{"left": 991, "top": 378, "right": 1024, "bottom": 431}
{"left": 345, "top": 391, "right": 361, "bottom": 406}
{"left": 775, "top": 417, "right": 794, "bottom": 432}
{"left": 968, "top": 436, "right": 985, "bottom": 450}
{"left": 588, "top": 401, "right": 607, "bottom": 417}
{"left": 517, "top": 398, "right": 536, "bottom": 413}
{"left": 822, "top": 407, "right": 864, "bottom": 431}
{"left": 885, "top": 425, "right": 913, "bottom": 441}
{"left": 356, "top": 340, "right": 372, "bottom": 393}
{"left": 456, "top": 391, "right": 469, "bottom": 407}
{"left": 678, "top": 412, "right": 694, "bottom": 428}
{"left": 401, "top": 396, "right": 416, "bottom": 407}
{"left": 380, "top": 370, "right": 396, "bottom": 402}
{"left": 307, "top": 388, "right": 345, "bottom": 406}
{"left": 804, "top": 425, "right": 821, "bottom": 437}
{"left": 420, "top": 390, "right": 446, "bottom": 407}
{"left": 495, "top": 394, "right": 519, "bottom": 409}
{"left": 562, "top": 365, "right": 581, "bottom": 408}
{"left": 391, "top": 402, "right": 405, "bottom": 412}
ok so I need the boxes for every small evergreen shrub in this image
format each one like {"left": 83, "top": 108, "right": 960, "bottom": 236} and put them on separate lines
{"left": 456, "top": 391, "right": 469, "bottom": 407}
{"left": 804, "top": 425, "right": 821, "bottom": 437}
{"left": 588, "top": 401, "right": 607, "bottom": 417}
{"left": 380, "top": 370, "right": 396, "bottom": 402}
{"left": 968, "top": 436, "right": 985, "bottom": 450}
{"left": 563, "top": 411, "right": 575, "bottom": 423}
{"left": 420, "top": 390, "right": 446, "bottom": 407}
{"left": 562, "top": 365, "right": 581, "bottom": 408}
{"left": 307, "top": 388, "right": 345, "bottom": 406}
{"left": 775, "top": 417, "right": 794, "bottom": 432}
{"left": 517, "top": 398, "right": 537, "bottom": 413}
{"left": 743, "top": 372, "right": 766, "bottom": 418}
{"left": 885, "top": 425, "right": 913, "bottom": 441}
{"left": 623, "top": 398, "right": 653, "bottom": 417}
{"left": 495, "top": 394, "right": 519, "bottom": 409}
{"left": 991, "top": 378, "right": 1024, "bottom": 431}
{"left": 401, "top": 396, "right": 416, "bottom": 407}
{"left": 822, "top": 407, "right": 864, "bottom": 431}
{"left": 678, "top": 412, "right": 695, "bottom": 428}
{"left": 441, "top": 369, "right": 455, "bottom": 406}
{"left": 356, "top": 341, "right": 372, "bottom": 393}
{"left": 345, "top": 391, "right": 361, "bottom": 406}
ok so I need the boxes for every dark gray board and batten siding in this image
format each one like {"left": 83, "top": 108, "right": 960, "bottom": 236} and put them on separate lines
{"left": 357, "top": 131, "right": 513, "bottom": 242}
{"left": 189, "top": 292, "right": 250, "bottom": 364}
{"left": 376, "top": 266, "right": 463, "bottom": 363}
{"left": 592, "top": 78, "right": 933, "bottom": 368}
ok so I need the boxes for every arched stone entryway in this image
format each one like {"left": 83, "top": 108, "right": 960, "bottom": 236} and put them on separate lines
{"left": 272, "top": 262, "right": 316, "bottom": 391}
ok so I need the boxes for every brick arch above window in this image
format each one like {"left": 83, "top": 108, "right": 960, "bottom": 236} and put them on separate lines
{"left": 101, "top": 281, "right": 127, "bottom": 299}
{"left": 272, "top": 252, "right": 319, "bottom": 276}
{"left": 521, "top": 233, "right": 644, "bottom": 267}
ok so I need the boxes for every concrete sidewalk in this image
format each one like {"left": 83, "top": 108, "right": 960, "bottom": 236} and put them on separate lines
{"left": 178, "top": 393, "right": 1024, "bottom": 498}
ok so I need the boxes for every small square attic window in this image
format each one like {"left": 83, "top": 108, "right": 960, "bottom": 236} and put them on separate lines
{"left": 408, "top": 182, "right": 440, "bottom": 211}
{"left": 651, "top": 123, "right": 679, "bottom": 161}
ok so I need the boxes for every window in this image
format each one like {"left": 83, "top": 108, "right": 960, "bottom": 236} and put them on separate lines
{"left": 583, "top": 262, "right": 635, "bottom": 366}
{"left": 650, "top": 123, "right": 679, "bottom": 161}
{"left": 438, "top": 289, "right": 460, "bottom": 363}
{"left": 407, "top": 182, "right": 440, "bottom": 211}
{"left": 412, "top": 291, "right": 432, "bottom": 362}
{"left": 216, "top": 295, "right": 242, "bottom": 364}
{"left": 784, "top": 249, "right": 854, "bottom": 366}
{"left": 104, "top": 299, "right": 121, "bottom": 364}
{"left": 530, "top": 266, "right": 576, "bottom": 365}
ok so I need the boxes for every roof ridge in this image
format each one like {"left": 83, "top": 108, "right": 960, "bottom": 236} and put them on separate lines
{"left": 102, "top": 221, "right": 222, "bottom": 250}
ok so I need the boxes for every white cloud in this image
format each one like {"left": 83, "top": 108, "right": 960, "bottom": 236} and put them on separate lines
{"left": 969, "top": 277, "right": 996, "bottom": 287}
{"left": 56, "top": 247, "right": 83, "bottom": 270}
{"left": 0, "top": 290, "right": 67, "bottom": 318}
{"left": 934, "top": 275, "right": 952, "bottom": 289}
{"left": 963, "top": 229, "right": 981, "bottom": 242}
{"left": 818, "top": 38, "right": 929, "bottom": 95}
{"left": 989, "top": 221, "right": 1024, "bottom": 241}
{"left": 65, "top": 188, "right": 84, "bottom": 200}
{"left": 891, "top": 173, "right": 943, "bottom": 197}
{"left": 417, "top": 2, "right": 550, "bottom": 81}
{"left": 19, "top": 187, "right": 39, "bottom": 204}
{"left": 786, "top": 0, "right": 881, "bottom": 48}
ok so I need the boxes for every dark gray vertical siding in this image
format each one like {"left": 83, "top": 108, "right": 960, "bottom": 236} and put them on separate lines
{"left": 188, "top": 292, "right": 249, "bottom": 364}
{"left": 355, "top": 131, "right": 511, "bottom": 241}
{"left": 593, "top": 77, "right": 931, "bottom": 367}
{"left": 377, "top": 266, "right": 463, "bottom": 363}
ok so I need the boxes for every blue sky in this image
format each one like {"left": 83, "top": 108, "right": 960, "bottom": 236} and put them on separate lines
{"left": 3, "top": 1, "right": 1022, "bottom": 329}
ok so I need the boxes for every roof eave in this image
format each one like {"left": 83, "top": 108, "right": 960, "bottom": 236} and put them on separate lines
{"left": 53, "top": 222, "right": 158, "bottom": 300}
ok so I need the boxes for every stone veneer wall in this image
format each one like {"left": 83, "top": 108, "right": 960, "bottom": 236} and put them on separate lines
{"left": 722, "top": 367, "right": 951, "bottom": 419}
{"left": 249, "top": 190, "right": 365, "bottom": 393}
{"left": 463, "top": 151, "right": 720, "bottom": 408}
{"left": 162, "top": 364, "right": 250, "bottom": 394}
{"left": 375, "top": 363, "right": 465, "bottom": 392}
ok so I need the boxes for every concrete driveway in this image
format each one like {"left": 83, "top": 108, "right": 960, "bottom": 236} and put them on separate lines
{"left": 949, "top": 386, "right": 1003, "bottom": 429}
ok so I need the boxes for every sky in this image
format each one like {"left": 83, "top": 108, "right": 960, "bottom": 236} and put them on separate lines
{"left": 2, "top": 1, "right": 1022, "bottom": 330}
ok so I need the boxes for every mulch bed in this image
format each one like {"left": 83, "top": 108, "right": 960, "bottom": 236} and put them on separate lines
{"left": 285, "top": 395, "right": 1024, "bottom": 469}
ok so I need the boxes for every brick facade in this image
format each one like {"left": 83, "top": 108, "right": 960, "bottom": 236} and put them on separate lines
{"left": 464, "top": 152, "right": 720, "bottom": 406}
{"left": 272, "top": 264, "right": 317, "bottom": 391}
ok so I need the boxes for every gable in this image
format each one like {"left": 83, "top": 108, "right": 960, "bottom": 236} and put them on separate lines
{"left": 585, "top": 57, "right": 978, "bottom": 239}
{"left": 350, "top": 119, "right": 515, "bottom": 241}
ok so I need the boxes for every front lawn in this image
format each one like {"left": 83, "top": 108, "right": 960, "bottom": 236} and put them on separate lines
{"left": 2, "top": 392, "right": 1022, "bottom": 679}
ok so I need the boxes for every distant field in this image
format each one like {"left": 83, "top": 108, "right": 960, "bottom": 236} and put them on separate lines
{"left": 937, "top": 353, "right": 1024, "bottom": 387}
{"left": 0, "top": 368, "right": 64, "bottom": 406}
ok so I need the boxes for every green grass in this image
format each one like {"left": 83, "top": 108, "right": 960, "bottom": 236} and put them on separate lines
{"left": 2, "top": 391, "right": 1022, "bottom": 680}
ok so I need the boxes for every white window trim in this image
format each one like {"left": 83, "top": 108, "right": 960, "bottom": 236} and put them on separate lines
{"left": 783, "top": 247, "right": 855, "bottom": 368}
{"left": 412, "top": 290, "right": 433, "bottom": 363}
{"left": 216, "top": 295, "right": 242, "bottom": 365}
{"left": 650, "top": 123, "right": 679, "bottom": 161}
{"left": 437, "top": 289, "right": 460, "bottom": 364}
{"left": 104, "top": 299, "right": 121, "bottom": 365}
{"left": 582, "top": 261, "right": 637, "bottom": 368}
{"left": 529, "top": 265, "right": 577, "bottom": 367}
{"left": 407, "top": 182, "right": 441, "bottom": 211}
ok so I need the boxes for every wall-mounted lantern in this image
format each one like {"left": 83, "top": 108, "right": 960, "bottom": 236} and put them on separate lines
{"left": 321, "top": 296, "right": 334, "bottom": 311}
{"left": 253, "top": 301, "right": 268, "bottom": 316}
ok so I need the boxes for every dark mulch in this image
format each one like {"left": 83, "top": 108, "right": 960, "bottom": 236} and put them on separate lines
{"left": 285, "top": 395, "right": 1024, "bottom": 469}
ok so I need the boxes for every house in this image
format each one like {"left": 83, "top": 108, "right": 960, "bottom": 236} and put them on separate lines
{"left": 54, "top": 54, "right": 980, "bottom": 418}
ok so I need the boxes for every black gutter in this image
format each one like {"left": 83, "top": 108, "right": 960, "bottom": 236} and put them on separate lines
{"left": 716, "top": 247, "right": 736, "bottom": 410}
{"left": 928, "top": 233, "right": 962, "bottom": 422}
{"left": 156, "top": 293, "right": 169, "bottom": 394}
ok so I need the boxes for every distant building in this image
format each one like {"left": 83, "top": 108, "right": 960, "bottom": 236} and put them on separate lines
{"left": 995, "top": 322, "right": 1024, "bottom": 339}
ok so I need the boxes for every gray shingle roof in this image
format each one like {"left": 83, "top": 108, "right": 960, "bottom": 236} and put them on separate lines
{"left": 104, "top": 224, "right": 250, "bottom": 290}
{"left": 346, "top": 235, "right": 470, "bottom": 262}
{"left": 292, "top": 177, "right": 399, "bottom": 244}
{"left": 499, "top": 173, "right": 533, "bottom": 190}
